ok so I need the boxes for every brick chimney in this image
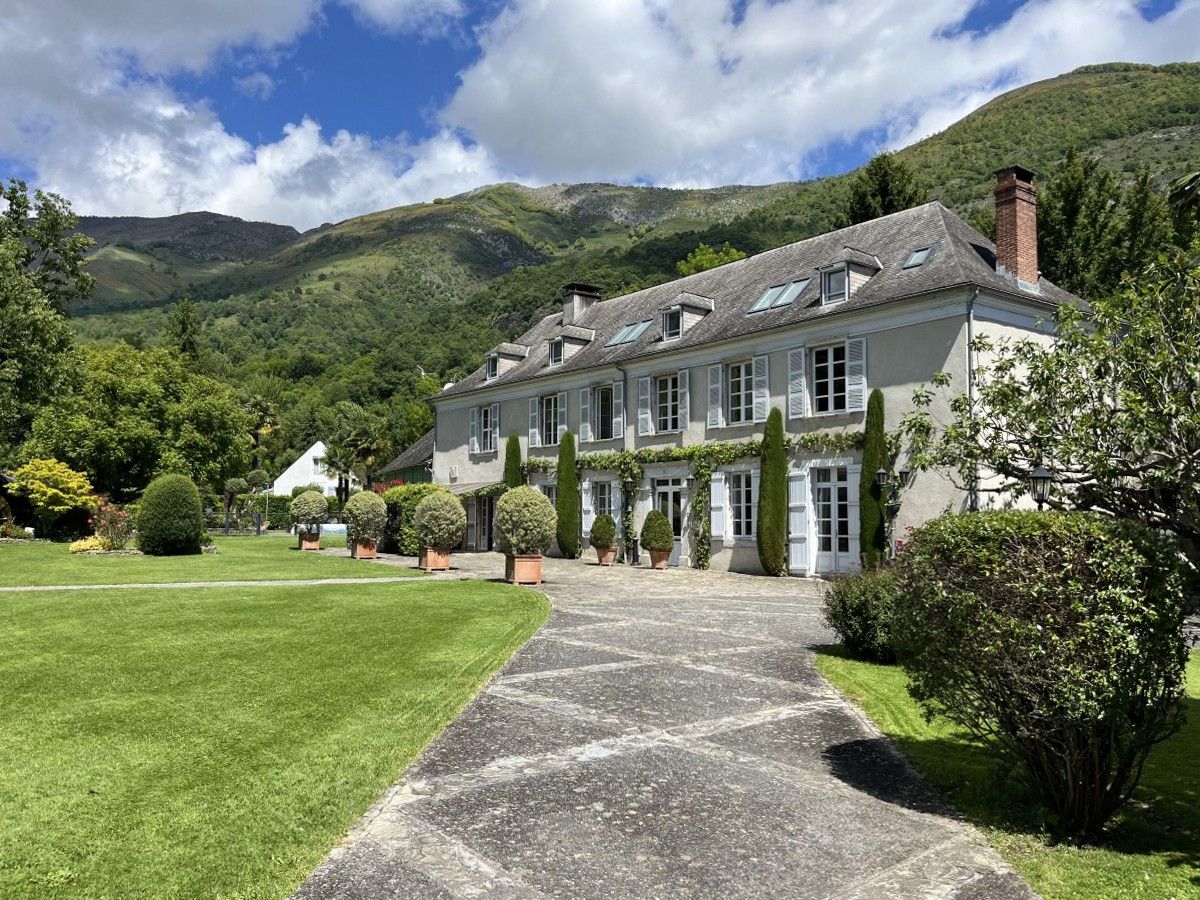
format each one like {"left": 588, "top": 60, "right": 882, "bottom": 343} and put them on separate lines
{"left": 562, "top": 283, "right": 602, "bottom": 325}
{"left": 993, "top": 165, "right": 1039, "bottom": 288}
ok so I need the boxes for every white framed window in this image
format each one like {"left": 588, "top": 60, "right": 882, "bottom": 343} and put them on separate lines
{"left": 486, "top": 355, "right": 499, "bottom": 380}
{"left": 727, "top": 361, "right": 754, "bottom": 424}
{"left": 822, "top": 265, "right": 848, "bottom": 305}
{"left": 539, "top": 393, "right": 560, "bottom": 446}
{"left": 662, "top": 306, "right": 682, "bottom": 341}
{"left": 594, "top": 385, "right": 614, "bottom": 440}
{"left": 548, "top": 338, "right": 564, "bottom": 367}
{"left": 543, "top": 484, "right": 557, "bottom": 507}
{"left": 592, "top": 481, "right": 612, "bottom": 519}
{"left": 656, "top": 373, "right": 680, "bottom": 432}
{"left": 730, "top": 471, "right": 755, "bottom": 538}
{"left": 812, "top": 343, "right": 848, "bottom": 414}
{"left": 480, "top": 404, "right": 496, "bottom": 452}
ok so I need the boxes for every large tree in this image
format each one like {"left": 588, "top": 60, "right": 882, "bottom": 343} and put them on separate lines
{"left": 901, "top": 243, "right": 1200, "bottom": 577}
{"left": 843, "top": 153, "right": 926, "bottom": 226}
{"left": 0, "top": 179, "right": 94, "bottom": 315}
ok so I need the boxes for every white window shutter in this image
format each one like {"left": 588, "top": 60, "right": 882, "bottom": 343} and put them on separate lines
{"left": 846, "top": 337, "right": 867, "bottom": 412}
{"left": 847, "top": 465, "right": 862, "bottom": 571}
{"left": 788, "top": 470, "right": 809, "bottom": 574}
{"left": 710, "top": 471, "right": 726, "bottom": 541}
{"left": 787, "top": 348, "right": 807, "bottom": 420}
{"left": 581, "top": 477, "right": 594, "bottom": 534}
{"left": 707, "top": 364, "right": 724, "bottom": 428}
{"left": 637, "top": 376, "right": 652, "bottom": 436}
{"left": 752, "top": 354, "right": 770, "bottom": 423}
{"left": 613, "top": 481, "right": 623, "bottom": 535}
{"left": 677, "top": 368, "right": 689, "bottom": 428}
{"left": 528, "top": 397, "right": 540, "bottom": 448}
{"left": 750, "top": 468, "right": 760, "bottom": 537}
{"left": 556, "top": 391, "right": 568, "bottom": 442}
{"left": 490, "top": 404, "right": 500, "bottom": 452}
{"left": 465, "top": 497, "right": 477, "bottom": 550}
{"left": 579, "top": 388, "right": 592, "bottom": 443}
{"left": 469, "top": 407, "right": 479, "bottom": 454}
{"left": 612, "top": 380, "right": 625, "bottom": 439}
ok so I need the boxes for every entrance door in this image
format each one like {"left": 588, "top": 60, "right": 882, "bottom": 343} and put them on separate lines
{"left": 653, "top": 478, "right": 683, "bottom": 566}
{"left": 812, "top": 466, "right": 854, "bottom": 573}
{"left": 478, "top": 495, "right": 494, "bottom": 551}
{"left": 788, "top": 470, "right": 810, "bottom": 575}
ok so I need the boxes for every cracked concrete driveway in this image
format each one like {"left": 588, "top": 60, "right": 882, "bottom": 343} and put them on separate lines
{"left": 295, "top": 554, "right": 1033, "bottom": 900}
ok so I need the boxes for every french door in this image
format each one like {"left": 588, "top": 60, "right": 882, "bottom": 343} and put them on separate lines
{"left": 812, "top": 466, "right": 854, "bottom": 573}
{"left": 652, "top": 478, "right": 683, "bottom": 566}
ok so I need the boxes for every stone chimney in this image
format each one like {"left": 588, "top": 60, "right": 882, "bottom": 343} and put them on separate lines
{"left": 562, "top": 283, "right": 602, "bottom": 325}
{"left": 993, "top": 165, "right": 1039, "bottom": 288}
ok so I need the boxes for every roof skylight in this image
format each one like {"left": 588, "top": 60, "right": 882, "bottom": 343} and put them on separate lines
{"left": 749, "top": 277, "right": 810, "bottom": 313}
{"left": 903, "top": 246, "right": 933, "bottom": 269}
{"left": 606, "top": 319, "right": 653, "bottom": 346}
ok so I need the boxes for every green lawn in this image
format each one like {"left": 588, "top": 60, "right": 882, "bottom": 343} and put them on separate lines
{"left": 816, "top": 648, "right": 1200, "bottom": 900}
{"left": 0, "top": 580, "right": 549, "bottom": 899}
{"left": 0, "top": 533, "right": 418, "bottom": 586}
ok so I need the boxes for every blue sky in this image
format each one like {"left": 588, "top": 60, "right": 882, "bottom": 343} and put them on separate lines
{"left": 1, "top": 0, "right": 1196, "bottom": 228}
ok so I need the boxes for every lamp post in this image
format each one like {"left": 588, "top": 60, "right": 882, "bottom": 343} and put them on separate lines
{"left": 1029, "top": 464, "right": 1053, "bottom": 511}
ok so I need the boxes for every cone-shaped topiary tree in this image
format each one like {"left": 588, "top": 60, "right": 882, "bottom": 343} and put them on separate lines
{"left": 503, "top": 433, "right": 523, "bottom": 488}
{"left": 756, "top": 407, "right": 788, "bottom": 575}
{"left": 555, "top": 431, "right": 581, "bottom": 558}
{"left": 860, "top": 388, "right": 887, "bottom": 569}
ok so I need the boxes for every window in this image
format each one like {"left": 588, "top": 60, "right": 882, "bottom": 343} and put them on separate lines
{"left": 607, "top": 319, "right": 653, "bottom": 346}
{"left": 730, "top": 471, "right": 755, "bottom": 538}
{"left": 727, "top": 361, "right": 754, "bottom": 424}
{"left": 548, "top": 338, "right": 564, "bottom": 367}
{"left": 542, "top": 485, "right": 557, "bottom": 507}
{"left": 822, "top": 266, "right": 848, "bottom": 305}
{"left": 479, "top": 404, "right": 496, "bottom": 452}
{"left": 903, "top": 246, "right": 933, "bottom": 268}
{"left": 592, "top": 481, "right": 613, "bottom": 519}
{"left": 594, "top": 385, "right": 614, "bottom": 440}
{"left": 539, "top": 393, "right": 559, "bottom": 446}
{"left": 662, "top": 306, "right": 682, "bottom": 341}
{"left": 656, "top": 373, "right": 680, "bottom": 432}
{"left": 486, "top": 355, "right": 499, "bottom": 380}
{"left": 749, "top": 278, "right": 810, "bottom": 313}
{"left": 812, "top": 343, "right": 848, "bottom": 414}
{"left": 750, "top": 284, "right": 786, "bottom": 312}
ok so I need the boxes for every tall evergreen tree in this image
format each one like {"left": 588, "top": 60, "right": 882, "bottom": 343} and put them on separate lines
{"left": 859, "top": 388, "right": 888, "bottom": 569}
{"left": 844, "top": 153, "right": 926, "bottom": 226}
{"left": 756, "top": 408, "right": 788, "bottom": 576}
{"left": 503, "top": 433, "right": 523, "bottom": 488}
{"left": 169, "top": 296, "right": 201, "bottom": 358}
{"left": 555, "top": 431, "right": 580, "bottom": 558}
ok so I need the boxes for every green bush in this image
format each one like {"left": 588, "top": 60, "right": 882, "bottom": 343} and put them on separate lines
{"left": 495, "top": 486, "right": 556, "bottom": 556}
{"left": 590, "top": 513, "right": 617, "bottom": 549}
{"left": 344, "top": 491, "right": 388, "bottom": 544}
{"left": 414, "top": 491, "right": 467, "bottom": 551}
{"left": 640, "top": 509, "right": 675, "bottom": 553}
{"left": 823, "top": 570, "right": 899, "bottom": 662}
{"left": 289, "top": 490, "right": 327, "bottom": 533}
{"left": 290, "top": 483, "right": 323, "bottom": 498}
{"left": 556, "top": 432, "right": 580, "bottom": 558}
{"left": 503, "top": 433, "right": 523, "bottom": 488}
{"left": 245, "top": 469, "right": 270, "bottom": 492}
{"left": 381, "top": 483, "right": 450, "bottom": 555}
{"left": 137, "top": 474, "right": 204, "bottom": 556}
{"left": 234, "top": 493, "right": 295, "bottom": 531}
{"left": 756, "top": 407, "right": 787, "bottom": 575}
{"left": 860, "top": 388, "right": 887, "bottom": 568}
{"left": 893, "top": 510, "right": 1188, "bottom": 835}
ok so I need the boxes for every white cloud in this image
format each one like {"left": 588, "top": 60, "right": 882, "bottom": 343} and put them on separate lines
{"left": 234, "top": 72, "right": 279, "bottom": 100}
{"left": 340, "top": 0, "right": 465, "bottom": 33}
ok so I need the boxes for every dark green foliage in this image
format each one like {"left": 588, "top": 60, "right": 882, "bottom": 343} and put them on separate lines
{"left": 290, "top": 483, "right": 323, "bottom": 498}
{"left": 844, "top": 153, "right": 926, "bottom": 226}
{"left": 555, "top": 432, "right": 580, "bottom": 558}
{"left": 503, "top": 433, "right": 523, "bottom": 488}
{"left": 822, "top": 570, "right": 899, "bottom": 662}
{"left": 590, "top": 513, "right": 616, "bottom": 549}
{"left": 893, "top": 510, "right": 1188, "bottom": 835}
{"left": 859, "top": 389, "right": 887, "bottom": 569}
{"left": 639, "top": 509, "right": 675, "bottom": 553}
{"left": 168, "top": 297, "right": 200, "bottom": 357}
{"left": 236, "top": 492, "right": 294, "bottom": 531}
{"left": 756, "top": 408, "right": 788, "bottom": 575}
{"left": 381, "top": 483, "right": 449, "bottom": 555}
{"left": 137, "top": 474, "right": 204, "bottom": 556}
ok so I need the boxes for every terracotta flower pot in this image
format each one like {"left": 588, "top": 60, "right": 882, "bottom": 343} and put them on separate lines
{"left": 421, "top": 547, "right": 451, "bottom": 572}
{"left": 648, "top": 549, "right": 671, "bottom": 569}
{"left": 595, "top": 546, "right": 616, "bottom": 566}
{"left": 298, "top": 530, "right": 321, "bottom": 551}
{"left": 509, "top": 554, "right": 542, "bottom": 586}
{"left": 352, "top": 539, "right": 378, "bottom": 560}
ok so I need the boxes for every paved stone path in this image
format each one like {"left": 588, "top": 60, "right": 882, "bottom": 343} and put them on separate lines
{"left": 295, "top": 553, "right": 1033, "bottom": 900}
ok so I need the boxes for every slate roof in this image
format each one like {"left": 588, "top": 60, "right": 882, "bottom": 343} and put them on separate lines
{"left": 437, "top": 201, "right": 1079, "bottom": 401}
{"left": 379, "top": 428, "right": 434, "bottom": 474}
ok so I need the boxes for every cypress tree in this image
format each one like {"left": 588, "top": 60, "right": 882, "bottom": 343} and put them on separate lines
{"left": 555, "top": 431, "right": 581, "bottom": 558}
{"left": 756, "top": 407, "right": 788, "bottom": 576}
{"left": 503, "top": 433, "right": 523, "bottom": 488}
{"left": 860, "top": 388, "right": 888, "bottom": 569}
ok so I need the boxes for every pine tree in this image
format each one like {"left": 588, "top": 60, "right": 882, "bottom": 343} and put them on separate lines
{"left": 503, "top": 433, "right": 523, "bottom": 488}
{"left": 860, "top": 388, "right": 887, "bottom": 569}
{"left": 555, "top": 431, "right": 580, "bottom": 558}
{"left": 844, "top": 153, "right": 926, "bottom": 226}
{"left": 756, "top": 408, "right": 788, "bottom": 576}
{"left": 169, "top": 296, "right": 200, "bottom": 358}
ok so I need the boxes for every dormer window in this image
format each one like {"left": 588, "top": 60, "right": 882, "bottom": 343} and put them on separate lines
{"left": 548, "top": 338, "right": 564, "bottom": 367}
{"left": 485, "top": 354, "right": 499, "bottom": 380}
{"left": 662, "top": 306, "right": 682, "bottom": 342}
{"left": 903, "top": 246, "right": 933, "bottom": 268}
{"left": 822, "top": 266, "right": 848, "bottom": 305}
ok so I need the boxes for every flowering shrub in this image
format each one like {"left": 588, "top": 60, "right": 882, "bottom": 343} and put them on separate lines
{"left": 413, "top": 491, "right": 466, "bottom": 551}
{"left": 94, "top": 501, "right": 134, "bottom": 550}
{"left": 70, "top": 535, "right": 112, "bottom": 553}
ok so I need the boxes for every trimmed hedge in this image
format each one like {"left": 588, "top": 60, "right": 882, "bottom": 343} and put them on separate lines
{"left": 495, "top": 486, "right": 556, "bottom": 556}
{"left": 414, "top": 491, "right": 467, "bottom": 551}
{"left": 344, "top": 491, "right": 388, "bottom": 544}
{"left": 290, "top": 490, "right": 328, "bottom": 532}
{"left": 823, "top": 570, "right": 899, "bottom": 662}
{"left": 756, "top": 407, "right": 787, "bottom": 575}
{"left": 381, "top": 483, "right": 450, "bottom": 555}
{"left": 640, "top": 509, "right": 675, "bottom": 552}
{"left": 503, "top": 433, "right": 523, "bottom": 488}
{"left": 893, "top": 510, "right": 1188, "bottom": 835}
{"left": 233, "top": 493, "right": 295, "bottom": 531}
{"left": 590, "top": 513, "right": 617, "bottom": 549}
{"left": 137, "top": 474, "right": 204, "bottom": 556}
{"left": 556, "top": 432, "right": 580, "bottom": 558}
{"left": 860, "top": 388, "right": 887, "bottom": 568}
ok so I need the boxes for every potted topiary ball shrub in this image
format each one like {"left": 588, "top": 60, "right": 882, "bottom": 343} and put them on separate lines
{"left": 640, "top": 509, "right": 675, "bottom": 569}
{"left": 290, "top": 489, "right": 328, "bottom": 550}
{"left": 137, "top": 474, "right": 205, "bottom": 556}
{"left": 344, "top": 490, "right": 388, "bottom": 559}
{"left": 413, "top": 491, "right": 467, "bottom": 571}
{"left": 495, "top": 486, "right": 556, "bottom": 585}
{"left": 590, "top": 513, "right": 618, "bottom": 566}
